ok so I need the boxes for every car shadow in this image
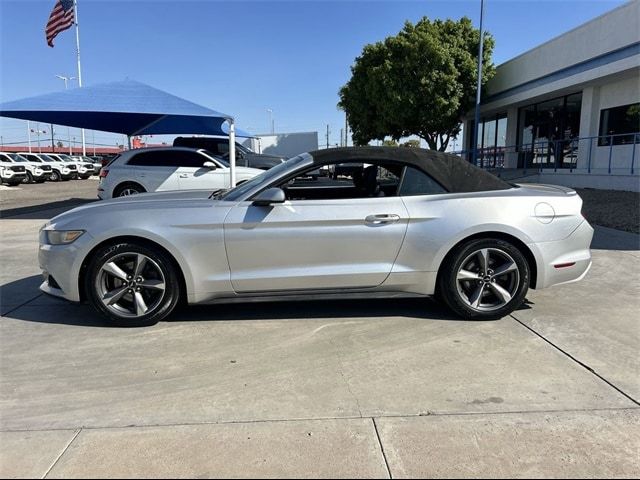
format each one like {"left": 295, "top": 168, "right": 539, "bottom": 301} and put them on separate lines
{"left": 591, "top": 225, "right": 640, "bottom": 251}
{"left": 0, "top": 198, "right": 96, "bottom": 220}
{"left": 2, "top": 275, "right": 531, "bottom": 327}
{"left": 1, "top": 276, "right": 501, "bottom": 327}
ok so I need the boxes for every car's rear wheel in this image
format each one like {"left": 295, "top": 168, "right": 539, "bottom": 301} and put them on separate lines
{"left": 114, "top": 183, "right": 146, "bottom": 197}
{"left": 439, "top": 238, "right": 529, "bottom": 320}
{"left": 85, "top": 242, "right": 181, "bottom": 327}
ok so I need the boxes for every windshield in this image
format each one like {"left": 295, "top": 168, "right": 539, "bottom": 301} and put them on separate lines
{"left": 39, "top": 155, "right": 57, "bottom": 162}
{"left": 218, "top": 153, "right": 312, "bottom": 202}
{"left": 8, "top": 153, "right": 28, "bottom": 162}
{"left": 237, "top": 143, "right": 252, "bottom": 155}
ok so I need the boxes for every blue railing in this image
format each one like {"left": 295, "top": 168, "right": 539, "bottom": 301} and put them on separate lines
{"left": 451, "top": 132, "right": 639, "bottom": 175}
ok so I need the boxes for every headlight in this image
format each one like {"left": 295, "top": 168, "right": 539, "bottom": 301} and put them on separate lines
{"left": 44, "top": 230, "right": 85, "bottom": 245}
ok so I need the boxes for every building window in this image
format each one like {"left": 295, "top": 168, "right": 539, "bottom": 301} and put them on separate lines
{"left": 598, "top": 103, "right": 640, "bottom": 146}
{"left": 516, "top": 92, "right": 582, "bottom": 169}
{"left": 473, "top": 113, "right": 507, "bottom": 167}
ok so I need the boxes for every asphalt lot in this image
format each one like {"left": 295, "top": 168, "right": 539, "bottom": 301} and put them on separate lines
{"left": 0, "top": 180, "right": 639, "bottom": 478}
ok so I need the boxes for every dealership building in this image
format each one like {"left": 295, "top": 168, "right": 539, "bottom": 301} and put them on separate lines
{"left": 461, "top": 0, "right": 639, "bottom": 191}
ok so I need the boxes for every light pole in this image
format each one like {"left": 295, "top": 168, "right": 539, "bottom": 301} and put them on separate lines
{"left": 267, "top": 108, "right": 274, "bottom": 134}
{"left": 32, "top": 123, "right": 47, "bottom": 153}
{"left": 472, "top": 0, "right": 485, "bottom": 166}
{"left": 55, "top": 75, "right": 75, "bottom": 154}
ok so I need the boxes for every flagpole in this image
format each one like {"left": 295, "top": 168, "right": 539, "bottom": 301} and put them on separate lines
{"left": 73, "top": 0, "right": 86, "bottom": 156}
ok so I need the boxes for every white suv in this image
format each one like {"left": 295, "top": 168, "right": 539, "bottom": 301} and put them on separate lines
{"left": 98, "top": 147, "right": 263, "bottom": 199}
{"left": 0, "top": 152, "right": 51, "bottom": 183}
{"left": 20, "top": 153, "right": 74, "bottom": 181}
{"left": 48, "top": 154, "right": 93, "bottom": 179}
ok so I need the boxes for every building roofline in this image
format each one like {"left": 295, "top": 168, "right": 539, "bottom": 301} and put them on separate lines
{"left": 494, "top": 1, "right": 634, "bottom": 69}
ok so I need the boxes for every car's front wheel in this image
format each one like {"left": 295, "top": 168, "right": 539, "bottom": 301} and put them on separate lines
{"left": 50, "top": 170, "right": 61, "bottom": 182}
{"left": 85, "top": 242, "right": 181, "bottom": 327}
{"left": 439, "top": 238, "right": 530, "bottom": 320}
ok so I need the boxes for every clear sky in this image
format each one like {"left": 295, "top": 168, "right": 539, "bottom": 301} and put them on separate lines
{"left": 0, "top": 0, "right": 626, "bottom": 149}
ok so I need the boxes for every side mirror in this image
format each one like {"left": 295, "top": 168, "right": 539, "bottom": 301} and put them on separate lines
{"left": 252, "top": 187, "right": 286, "bottom": 206}
{"left": 236, "top": 150, "right": 244, "bottom": 159}
{"left": 203, "top": 161, "right": 217, "bottom": 170}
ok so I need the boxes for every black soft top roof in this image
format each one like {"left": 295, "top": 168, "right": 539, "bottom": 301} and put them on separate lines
{"left": 309, "top": 146, "right": 511, "bottom": 193}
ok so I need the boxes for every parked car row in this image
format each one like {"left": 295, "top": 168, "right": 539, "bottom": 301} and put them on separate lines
{"left": 0, "top": 152, "right": 102, "bottom": 185}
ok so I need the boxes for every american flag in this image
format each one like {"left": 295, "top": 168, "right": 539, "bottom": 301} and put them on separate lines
{"left": 45, "top": 0, "right": 75, "bottom": 48}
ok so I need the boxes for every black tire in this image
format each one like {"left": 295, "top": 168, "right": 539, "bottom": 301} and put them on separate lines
{"left": 85, "top": 242, "right": 181, "bottom": 327}
{"left": 50, "top": 170, "right": 61, "bottom": 182}
{"left": 438, "top": 237, "right": 530, "bottom": 320}
{"left": 113, "top": 182, "right": 146, "bottom": 197}
{"left": 23, "top": 172, "right": 33, "bottom": 184}
{"left": 7, "top": 181, "right": 22, "bottom": 186}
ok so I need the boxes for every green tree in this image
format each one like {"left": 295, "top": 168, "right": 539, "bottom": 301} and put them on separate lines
{"left": 382, "top": 139, "right": 399, "bottom": 147}
{"left": 339, "top": 17, "right": 495, "bottom": 151}
{"left": 402, "top": 139, "right": 421, "bottom": 148}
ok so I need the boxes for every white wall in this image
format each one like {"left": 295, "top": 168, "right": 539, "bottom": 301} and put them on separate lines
{"left": 487, "top": 1, "right": 640, "bottom": 97}
{"left": 242, "top": 132, "right": 318, "bottom": 158}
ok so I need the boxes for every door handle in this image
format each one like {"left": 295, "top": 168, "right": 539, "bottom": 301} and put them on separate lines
{"left": 365, "top": 214, "right": 400, "bottom": 225}
{"left": 179, "top": 173, "right": 189, "bottom": 178}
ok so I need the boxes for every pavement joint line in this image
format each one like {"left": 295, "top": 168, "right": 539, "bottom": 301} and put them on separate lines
{"left": 510, "top": 314, "right": 640, "bottom": 407}
{"left": 372, "top": 418, "right": 393, "bottom": 479}
{"left": 0, "top": 292, "right": 43, "bottom": 317}
{"left": 3, "top": 406, "right": 639, "bottom": 434}
{"left": 41, "top": 428, "right": 81, "bottom": 479}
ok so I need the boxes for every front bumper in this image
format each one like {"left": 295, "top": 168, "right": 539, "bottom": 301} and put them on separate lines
{"left": 38, "top": 233, "right": 94, "bottom": 302}
{"left": 532, "top": 220, "right": 594, "bottom": 289}
{"left": 1, "top": 172, "right": 26, "bottom": 183}
{"left": 33, "top": 171, "right": 51, "bottom": 181}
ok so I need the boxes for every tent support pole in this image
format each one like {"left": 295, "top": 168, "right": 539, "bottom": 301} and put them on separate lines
{"left": 127, "top": 135, "right": 131, "bottom": 150}
{"left": 229, "top": 118, "right": 236, "bottom": 188}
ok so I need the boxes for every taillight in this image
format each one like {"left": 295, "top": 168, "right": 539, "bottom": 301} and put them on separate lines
{"left": 99, "top": 169, "right": 109, "bottom": 178}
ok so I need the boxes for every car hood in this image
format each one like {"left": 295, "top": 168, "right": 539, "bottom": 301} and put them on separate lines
{"left": 47, "top": 189, "right": 223, "bottom": 228}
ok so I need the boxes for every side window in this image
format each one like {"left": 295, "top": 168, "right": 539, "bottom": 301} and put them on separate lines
{"left": 127, "top": 152, "right": 173, "bottom": 166}
{"left": 180, "top": 151, "right": 209, "bottom": 168}
{"left": 0, "top": 154, "right": 12, "bottom": 163}
{"left": 278, "top": 161, "right": 402, "bottom": 201}
{"left": 398, "top": 167, "right": 447, "bottom": 196}
{"left": 217, "top": 142, "right": 229, "bottom": 155}
{"left": 127, "top": 151, "right": 210, "bottom": 168}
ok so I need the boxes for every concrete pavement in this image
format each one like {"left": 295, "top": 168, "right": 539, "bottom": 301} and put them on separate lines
{"left": 0, "top": 196, "right": 638, "bottom": 478}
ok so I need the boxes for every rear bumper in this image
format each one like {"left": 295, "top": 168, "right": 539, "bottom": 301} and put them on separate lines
{"left": 533, "top": 220, "right": 594, "bottom": 289}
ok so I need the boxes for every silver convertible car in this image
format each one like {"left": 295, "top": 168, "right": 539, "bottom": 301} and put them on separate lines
{"left": 39, "top": 147, "right": 593, "bottom": 326}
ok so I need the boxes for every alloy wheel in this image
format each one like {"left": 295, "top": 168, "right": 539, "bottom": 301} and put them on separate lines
{"left": 455, "top": 247, "right": 520, "bottom": 312}
{"left": 119, "top": 188, "right": 140, "bottom": 197}
{"left": 95, "top": 252, "right": 166, "bottom": 318}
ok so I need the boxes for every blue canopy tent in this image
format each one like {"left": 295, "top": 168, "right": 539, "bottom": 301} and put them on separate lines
{"left": 0, "top": 79, "right": 251, "bottom": 186}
